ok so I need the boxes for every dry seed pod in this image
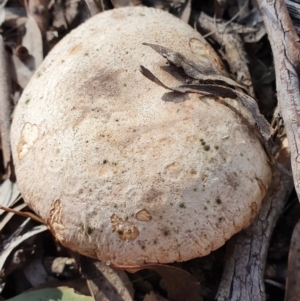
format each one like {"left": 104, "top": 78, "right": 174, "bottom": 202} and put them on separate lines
{"left": 11, "top": 7, "right": 272, "bottom": 267}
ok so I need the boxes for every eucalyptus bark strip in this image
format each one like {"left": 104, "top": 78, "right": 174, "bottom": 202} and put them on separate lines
{"left": 258, "top": 0, "right": 300, "bottom": 199}
{"left": 0, "top": 35, "right": 12, "bottom": 171}
{"left": 285, "top": 216, "right": 300, "bottom": 301}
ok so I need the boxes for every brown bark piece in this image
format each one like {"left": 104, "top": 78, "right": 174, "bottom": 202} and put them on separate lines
{"left": 258, "top": 0, "right": 300, "bottom": 200}
{"left": 285, "top": 217, "right": 300, "bottom": 301}
{"left": 216, "top": 170, "right": 294, "bottom": 301}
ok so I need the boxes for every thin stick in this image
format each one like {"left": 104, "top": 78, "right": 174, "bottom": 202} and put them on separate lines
{"left": 0, "top": 204, "right": 47, "bottom": 225}
{"left": 203, "top": 0, "right": 249, "bottom": 39}
{"left": 198, "top": 12, "right": 254, "bottom": 95}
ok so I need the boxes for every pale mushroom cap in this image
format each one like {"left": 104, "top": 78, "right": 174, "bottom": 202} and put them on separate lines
{"left": 11, "top": 7, "right": 272, "bottom": 266}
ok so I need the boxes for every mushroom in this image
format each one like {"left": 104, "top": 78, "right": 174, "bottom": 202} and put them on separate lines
{"left": 10, "top": 7, "right": 272, "bottom": 267}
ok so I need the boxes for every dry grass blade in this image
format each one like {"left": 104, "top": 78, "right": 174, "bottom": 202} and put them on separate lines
{"left": 285, "top": 216, "right": 300, "bottom": 301}
{"left": 0, "top": 179, "right": 20, "bottom": 215}
{"left": 0, "top": 35, "right": 12, "bottom": 172}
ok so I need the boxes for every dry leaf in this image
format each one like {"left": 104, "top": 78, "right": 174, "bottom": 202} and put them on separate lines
{"left": 238, "top": 7, "right": 266, "bottom": 43}
{"left": 64, "top": 0, "right": 90, "bottom": 30}
{"left": 28, "top": 0, "right": 49, "bottom": 36}
{"left": 44, "top": 257, "right": 79, "bottom": 278}
{"left": 0, "top": 0, "right": 9, "bottom": 26}
{"left": 0, "top": 219, "right": 47, "bottom": 292}
{"left": 83, "top": 0, "right": 102, "bottom": 16}
{"left": 80, "top": 257, "right": 134, "bottom": 301}
{"left": 11, "top": 53, "right": 34, "bottom": 89}
{"left": 0, "top": 179, "right": 20, "bottom": 215}
{"left": 5, "top": 287, "right": 93, "bottom": 301}
{"left": 110, "top": 0, "right": 140, "bottom": 7}
{"left": 126, "top": 264, "right": 203, "bottom": 301}
{"left": 23, "top": 258, "right": 56, "bottom": 287}
{"left": 143, "top": 291, "right": 169, "bottom": 301}
{"left": 141, "top": 43, "right": 272, "bottom": 148}
{"left": 143, "top": 43, "right": 244, "bottom": 88}
{"left": 0, "top": 7, "right": 5, "bottom": 26}
{"left": 51, "top": 0, "right": 68, "bottom": 31}
{"left": 179, "top": 0, "right": 191, "bottom": 23}
{"left": 22, "top": 14, "right": 43, "bottom": 69}
{"left": 4, "top": 7, "right": 27, "bottom": 28}
{"left": 284, "top": 0, "right": 300, "bottom": 36}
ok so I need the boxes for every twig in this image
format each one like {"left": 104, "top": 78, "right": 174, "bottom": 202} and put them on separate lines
{"left": 198, "top": 12, "right": 254, "bottom": 96}
{"left": 0, "top": 35, "right": 12, "bottom": 173}
{"left": 203, "top": 0, "right": 249, "bottom": 39}
{"left": 285, "top": 215, "right": 300, "bottom": 300}
{"left": 216, "top": 169, "right": 294, "bottom": 301}
{"left": 0, "top": 204, "right": 47, "bottom": 225}
{"left": 257, "top": 0, "right": 300, "bottom": 200}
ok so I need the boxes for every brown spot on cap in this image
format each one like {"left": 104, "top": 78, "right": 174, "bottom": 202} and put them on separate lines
{"left": 189, "top": 38, "right": 209, "bottom": 56}
{"left": 111, "top": 214, "right": 139, "bottom": 240}
{"left": 48, "top": 200, "right": 65, "bottom": 242}
{"left": 190, "top": 169, "right": 197, "bottom": 176}
{"left": 69, "top": 44, "right": 83, "bottom": 55}
{"left": 17, "top": 123, "right": 39, "bottom": 160}
{"left": 165, "top": 162, "right": 180, "bottom": 176}
{"left": 135, "top": 209, "right": 152, "bottom": 222}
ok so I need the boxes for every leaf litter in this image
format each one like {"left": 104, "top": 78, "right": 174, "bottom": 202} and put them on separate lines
{"left": 0, "top": 0, "right": 300, "bottom": 300}
{"left": 140, "top": 43, "right": 272, "bottom": 149}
